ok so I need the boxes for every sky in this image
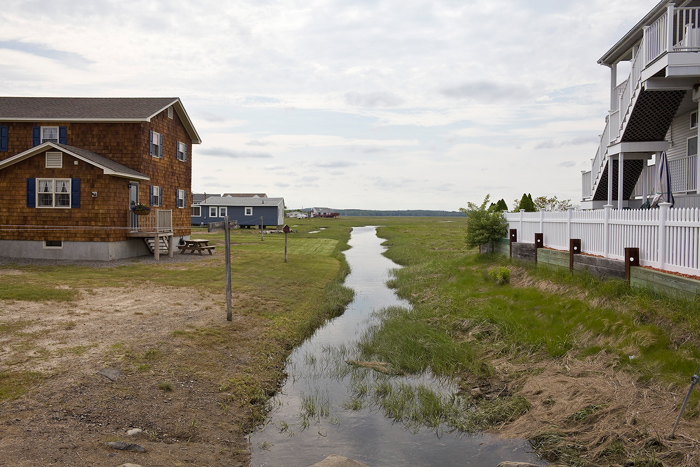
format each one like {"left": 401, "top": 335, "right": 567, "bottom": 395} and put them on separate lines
{"left": 0, "top": 0, "right": 661, "bottom": 211}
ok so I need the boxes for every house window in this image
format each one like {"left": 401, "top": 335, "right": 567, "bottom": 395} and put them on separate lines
{"left": 44, "top": 240, "right": 63, "bottom": 249}
{"left": 191, "top": 205, "right": 201, "bottom": 217}
{"left": 37, "top": 178, "right": 71, "bottom": 208}
{"left": 209, "top": 206, "right": 217, "bottom": 217}
{"left": 177, "top": 189, "right": 186, "bottom": 208}
{"left": 177, "top": 141, "right": 187, "bottom": 161}
{"left": 219, "top": 207, "right": 227, "bottom": 217}
{"left": 0, "top": 126, "right": 7, "bottom": 152}
{"left": 168, "top": 106, "right": 173, "bottom": 119}
{"left": 692, "top": 111, "right": 698, "bottom": 129}
{"left": 149, "top": 131, "right": 163, "bottom": 158}
{"left": 245, "top": 207, "right": 253, "bottom": 216}
{"left": 689, "top": 136, "right": 698, "bottom": 160}
{"left": 46, "top": 152, "right": 62, "bottom": 168}
{"left": 41, "top": 126, "right": 59, "bottom": 143}
{"left": 151, "top": 185, "right": 162, "bottom": 207}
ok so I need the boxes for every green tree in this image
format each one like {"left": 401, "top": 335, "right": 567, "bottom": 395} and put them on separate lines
{"left": 533, "top": 195, "right": 573, "bottom": 211}
{"left": 494, "top": 198, "right": 509, "bottom": 212}
{"left": 460, "top": 195, "right": 509, "bottom": 251}
{"left": 515, "top": 193, "right": 536, "bottom": 212}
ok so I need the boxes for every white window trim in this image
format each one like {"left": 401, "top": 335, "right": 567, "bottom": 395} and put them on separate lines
{"left": 177, "top": 189, "right": 186, "bottom": 208}
{"left": 191, "top": 205, "right": 201, "bottom": 217}
{"left": 36, "top": 178, "right": 71, "bottom": 209}
{"left": 177, "top": 141, "right": 187, "bottom": 161}
{"left": 41, "top": 126, "right": 59, "bottom": 144}
{"left": 152, "top": 185, "right": 161, "bottom": 207}
{"left": 245, "top": 207, "right": 253, "bottom": 216}
{"left": 168, "top": 106, "right": 173, "bottom": 119}
{"left": 691, "top": 111, "right": 698, "bottom": 130}
{"left": 219, "top": 207, "right": 227, "bottom": 217}
{"left": 151, "top": 131, "right": 161, "bottom": 158}
{"left": 209, "top": 206, "right": 217, "bottom": 217}
{"left": 43, "top": 240, "right": 63, "bottom": 249}
{"left": 46, "top": 152, "right": 63, "bottom": 168}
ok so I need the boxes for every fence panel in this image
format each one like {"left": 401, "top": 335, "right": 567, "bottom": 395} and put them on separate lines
{"left": 505, "top": 207, "right": 700, "bottom": 276}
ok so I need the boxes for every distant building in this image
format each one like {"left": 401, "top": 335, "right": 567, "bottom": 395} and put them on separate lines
{"left": 287, "top": 211, "right": 308, "bottom": 219}
{"left": 222, "top": 193, "right": 267, "bottom": 198}
{"left": 192, "top": 196, "right": 285, "bottom": 228}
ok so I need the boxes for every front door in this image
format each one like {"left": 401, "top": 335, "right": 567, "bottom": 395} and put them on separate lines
{"left": 129, "top": 182, "right": 139, "bottom": 229}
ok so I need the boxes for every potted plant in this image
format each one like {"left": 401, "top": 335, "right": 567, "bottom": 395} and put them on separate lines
{"left": 131, "top": 203, "right": 151, "bottom": 216}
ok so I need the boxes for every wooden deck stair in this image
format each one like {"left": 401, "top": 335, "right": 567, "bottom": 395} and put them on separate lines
{"left": 144, "top": 237, "right": 171, "bottom": 255}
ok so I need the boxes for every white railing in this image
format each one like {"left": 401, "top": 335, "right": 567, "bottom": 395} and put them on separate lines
{"left": 128, "top": 209, "right": 173, "bottom": 233}
{"left": 672, "top": 7, "right": 700, "bottom": 50}
{"left": 645, "top": 11, "right": 669, "bottom": 65}
{"left": 506, "top": 206, "right": 700, "bottom": 275}
{"left": 631, "top": 155, "right": 697, "bottom": 198}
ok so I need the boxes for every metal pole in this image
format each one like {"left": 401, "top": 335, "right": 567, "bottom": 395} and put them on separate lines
{"left": 260, "top": 216, "right": 264, "bottom": 241}
{"left": 284, "top": 231, "right": 288, "bottom": 263}
{"left": 671, "top": 360, "right": 700, "bottom": 438}
{"left": 225, "top": 216, "right": 232, "bottom": 321}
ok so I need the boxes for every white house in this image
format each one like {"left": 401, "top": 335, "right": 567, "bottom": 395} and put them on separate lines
{"left": 582, "top": 1, "right": 700, "bottom": 209}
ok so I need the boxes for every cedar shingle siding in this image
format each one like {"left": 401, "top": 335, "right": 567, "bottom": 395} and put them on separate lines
{"left": 0, "top": 97, "right": 199, "bottom": 254}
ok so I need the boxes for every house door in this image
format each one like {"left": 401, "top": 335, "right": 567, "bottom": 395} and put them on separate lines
{"left": 129, "top": 182, "right": 139, "bottom": 229}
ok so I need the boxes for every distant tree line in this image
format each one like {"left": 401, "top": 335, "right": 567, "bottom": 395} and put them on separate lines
{"left": 336, "top": 209, "right": 464, "bottom": 217}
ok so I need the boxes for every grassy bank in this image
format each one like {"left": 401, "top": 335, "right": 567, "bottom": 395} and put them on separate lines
{"left": 363, "top": 220, "right": 700, "bottom": 466}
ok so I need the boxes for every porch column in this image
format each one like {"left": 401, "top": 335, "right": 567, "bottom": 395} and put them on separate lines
{"left": 697, "top": 99, "right": 700, "bottom": 193}
{"left": 610, "top": 62, "right": 617, "bottom": 110}
{"left": 667, "top": 4, "right": 675, "bottom": 55}
{"left": 618, "top": 153, "right": 625, "bottom": 210}
{"left": 607, "top": 158, "right": 614, "bottom": 206}
{"left": 642, "top": 157, "right": 648, "bottom": 205}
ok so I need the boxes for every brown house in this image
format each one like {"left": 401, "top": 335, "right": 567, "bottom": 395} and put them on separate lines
{"left": 0, "top": 97, "right": 201, "bottom": 260}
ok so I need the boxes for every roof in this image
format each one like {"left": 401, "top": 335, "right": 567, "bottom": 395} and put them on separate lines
{"left": 0, "top": 142, "right": 149, "bottom": 180}
{"left": 0, "top": 97, "right": 202, "bottom": 144}
{"left": 198, "top": 196, "right": 284, "bottom": 207}
{"left": 222, "top": 193, "right": 267, "bottom": 198}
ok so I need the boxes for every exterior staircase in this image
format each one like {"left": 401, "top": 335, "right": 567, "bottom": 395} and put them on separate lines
{"left": 144, "top": 237, "right": 171, "bottom": 255}
{"left": 590, "top": 87, "right": 686, "bottom": 201}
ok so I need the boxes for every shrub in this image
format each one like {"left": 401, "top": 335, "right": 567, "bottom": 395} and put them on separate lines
{"left": 488, "top": 266, "right": 510, "bottom": 285}
{"left": 460, "top": 195, "right": 508, "bottom": 250}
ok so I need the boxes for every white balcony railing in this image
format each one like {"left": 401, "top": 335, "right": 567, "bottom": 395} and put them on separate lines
{"left": 631, "top": 155, "right": 698, "bottom": 198}
{"left": 128, "top": 209, "right": 173, "bottom": 234}
{"left": 581, "top": 171, "right": 592, "bottom": 199}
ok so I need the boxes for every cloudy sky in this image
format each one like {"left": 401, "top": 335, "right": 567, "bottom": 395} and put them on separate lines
{"left": 0, "top": 0, "right": 660, "bottom": 210}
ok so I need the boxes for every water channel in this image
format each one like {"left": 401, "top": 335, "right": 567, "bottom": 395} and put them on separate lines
{"left": 249, "top": 226, "right": 543, "bottom": 466}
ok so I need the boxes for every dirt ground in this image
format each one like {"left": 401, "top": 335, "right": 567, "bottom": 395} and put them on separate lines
{"left": 2, "top": 265, "right": 700, "bottom": 467}
{"left": 0, "top": 269, "right": 264, "bottom": 467}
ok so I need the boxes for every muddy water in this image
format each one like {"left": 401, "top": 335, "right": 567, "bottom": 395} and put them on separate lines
{"left": 248, "top": 226, "right": 543, "bottom": 467}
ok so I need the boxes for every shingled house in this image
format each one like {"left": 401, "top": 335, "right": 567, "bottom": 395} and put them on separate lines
{"left": 0, "top": 97, "right": 201, "bottom": 260}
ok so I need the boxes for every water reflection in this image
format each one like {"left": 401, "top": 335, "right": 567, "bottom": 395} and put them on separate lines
{"left": 249, "top": 226, "right": 542, "bottom": 467}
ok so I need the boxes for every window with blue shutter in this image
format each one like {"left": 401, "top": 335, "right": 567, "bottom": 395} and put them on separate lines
{"left": 26, "top": 178, "right": 36, "bottom": 207}
{"left": 149, "top": 131, "right": 154, "bottom": 156}
{"left": 71, "top": 178, "right": 80, "bottom": 208}
{"left": 158, "top": 134, "right": 163, "bottom": 158}
{"left": 59, "top": 126, "right": 67, "bottom": 145}
{"left": 149, "top": 185, "right": 154, "bottom": 205}
{"left": 0, "top": 126, "right": 7, "bottom": 152}
{"left": 159, "top": 186, "right": 163, "bottom": 205}
{"left": 32, "top": 127, "right": 41, "bottom": 147}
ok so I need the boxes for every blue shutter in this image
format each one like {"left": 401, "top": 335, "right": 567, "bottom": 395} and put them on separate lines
{"left": 176, "top": 141, "right": 180, "bottom": 160}
{"left": 59, "top": 126, "right": 67, "bottom": 144}
{"left": 159, "top": 134, "right": 163, "bottom": 158}
{"left": 149, "top": 131, "right": 154, "bottom": 156}
{"left": 70, "top": 178, "right": 80, "bottom": 208}
{"left": 175, "top": 188, "right": 179, "bottom": 207}
{"left": 184, "top": 143, "right": 188, "bottom": 162}
{"left": 32, "top": 127, "right": 40, "bottom": 146}
{"left": 26, "top": 178, "right": 36, "bottom": 207}
{"left": 149, "top": 185, "right": 154, "bottom": 206}
{"left": 184, "top": 189, "right": 187, "bottom": 208}
{"left": 159, "top": 186, "right": 163, "bottom": 206}
{"left": 0, "top": 126, "right": 7, "bottom": 151}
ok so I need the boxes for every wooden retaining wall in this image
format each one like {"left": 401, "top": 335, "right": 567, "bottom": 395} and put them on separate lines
{"left": 630, "top": 267, "right": 700, "bottom": 301}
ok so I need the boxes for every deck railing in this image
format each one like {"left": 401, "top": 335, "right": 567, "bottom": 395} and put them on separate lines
{"left": 128, "top": 209, "right": 173, "bottom": 233}
{"left": 581, "top": 171, "right": 592, "bottom": 199}
{"left": 505, "top": 206, "right": 700, "bottom": 275}
{"left": 631, "top": 155, "right": 698, "bottom": 198}
{"left": 645, "top": 6, "right": 700, "bottom": 65}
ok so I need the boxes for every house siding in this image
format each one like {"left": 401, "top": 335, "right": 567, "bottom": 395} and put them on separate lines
{"left": 0, "top": 108, "right": 192, "bottom": 242}
{"left": 666, "top": 110, "right": 695, "bottom": 162}
{"left": 192, "top": 205, "right": 283, "bottom": 227}
{"left": 0, "top": 150, "right": 129, "bottom": 242}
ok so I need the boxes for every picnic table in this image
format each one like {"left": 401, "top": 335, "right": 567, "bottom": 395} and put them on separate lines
{"left": 179, "top": 239, "right": 216, "bottom": 255}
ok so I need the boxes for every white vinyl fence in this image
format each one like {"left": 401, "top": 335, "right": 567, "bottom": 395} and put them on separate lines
{"left": 505, "top": 204, "right": 700, "bottom": 276}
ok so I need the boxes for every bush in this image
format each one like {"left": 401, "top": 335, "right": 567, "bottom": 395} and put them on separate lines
{"left": 460, "top": 195, "right": 508, "bottom": 250}
{"left": 488, "top": 266, "right": 510, "bottom": 285}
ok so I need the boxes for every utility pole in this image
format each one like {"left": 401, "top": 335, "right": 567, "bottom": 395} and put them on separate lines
{"left": 225, "top": 216, "right": 232, "bottom": 321}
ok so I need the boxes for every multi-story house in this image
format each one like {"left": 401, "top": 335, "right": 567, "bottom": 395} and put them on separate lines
{"left": 0, "top": 97, "right": 201, "bottom": 260}
{"left": 582, "top": 1, "right": 700, "bottom": 209}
